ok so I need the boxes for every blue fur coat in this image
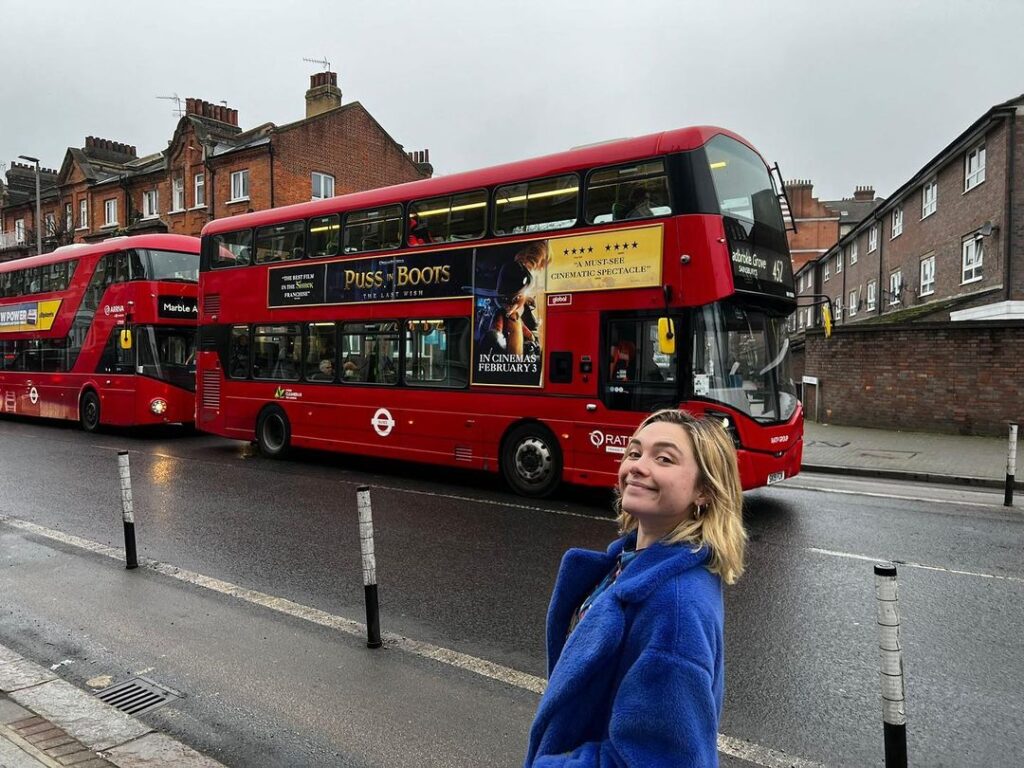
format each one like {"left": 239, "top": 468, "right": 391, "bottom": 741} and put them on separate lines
{"left": 524, "top": 533, "right": 723, "bottom": 767}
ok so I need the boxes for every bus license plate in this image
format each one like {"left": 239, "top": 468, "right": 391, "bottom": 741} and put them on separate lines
{"left": 767, "top": 471, "right": 786, "bottom": 485}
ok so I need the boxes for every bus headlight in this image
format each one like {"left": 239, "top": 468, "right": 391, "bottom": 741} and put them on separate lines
{"left": 705, "top": 409, "right": 741, "bottom": 448}
{"left": 150, "top": 398, "right": 168, "bottom": 415}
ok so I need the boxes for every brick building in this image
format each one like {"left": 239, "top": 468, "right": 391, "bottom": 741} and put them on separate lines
{"left": 792, "top": 92, "right": 1024, "bottom": 435}
{"left": 0, "top": 72, "right": 431, "bottom": 262}
{"left": 784, "top": 179, "right": 883, "bottom": 273}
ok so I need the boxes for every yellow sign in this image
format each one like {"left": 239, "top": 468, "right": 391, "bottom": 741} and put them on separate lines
{"left": 546, "top": 224, "right": 663, "bottom": 293}
{"left": 0, "top": 300, "right": 62, "bottom": 333}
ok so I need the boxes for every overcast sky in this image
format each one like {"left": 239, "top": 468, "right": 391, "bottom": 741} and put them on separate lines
{"left": 2, "top": 0, "right": 1022, "bottom": 202}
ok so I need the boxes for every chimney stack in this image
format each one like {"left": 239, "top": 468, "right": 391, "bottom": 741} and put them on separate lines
{"left": 185, "top": 98, "right": 240, "bottom": 127}
{"left": 853, "top": 185, "right": 875, "bottom": 201}
{"left": 305, "top": 71, "right": 342, "bottom": 118}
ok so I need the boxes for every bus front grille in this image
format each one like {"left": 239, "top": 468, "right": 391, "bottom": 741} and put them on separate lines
{"left": 203, "top": 293, "right": 221, "bottom": 315}
{"left": 201, "top": 370, "right": 221, "bottom": 411}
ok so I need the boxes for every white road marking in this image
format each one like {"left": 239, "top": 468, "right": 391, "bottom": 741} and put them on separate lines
{"left": 807, "top": 546, "right": 1024, "bottom": 584}
{"left": 779, "top": 481, "right": 1001, "bottom": 509}
{"left": 2, "top": 512, "right": 828, "bottom": 768}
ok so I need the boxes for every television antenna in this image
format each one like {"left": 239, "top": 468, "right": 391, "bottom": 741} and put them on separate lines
{"left": 303, "top": 56, "right": 332, "bottom": 71}
{"left": 156, "top": 93, "right": 184, "bottom": 117}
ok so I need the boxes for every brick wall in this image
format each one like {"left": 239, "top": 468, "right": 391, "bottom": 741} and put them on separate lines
{"left": 804, "top": 322, "right": 1024, "bottom": 435}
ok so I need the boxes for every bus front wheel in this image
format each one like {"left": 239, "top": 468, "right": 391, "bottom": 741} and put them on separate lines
{"left": 256, "top": 406, "right": 291, "bottom": 458}
{"left": 501, "top": 423, "right": 562, "bottom": 498}
{"left": 80, "top": 391, "right": 101, "bottom": 433}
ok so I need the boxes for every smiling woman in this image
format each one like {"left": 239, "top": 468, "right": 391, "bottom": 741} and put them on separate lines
{"left": 524, "top": 408, "right": 746, "bottom": 768}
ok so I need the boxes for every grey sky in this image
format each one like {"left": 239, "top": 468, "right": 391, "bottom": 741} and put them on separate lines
{"left": 2, "top": 0, "right": 1022, "bottom": 202}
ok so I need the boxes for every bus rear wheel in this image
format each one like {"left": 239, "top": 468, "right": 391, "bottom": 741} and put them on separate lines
{"left": 501, "top": 423, "right": 562, "bottom": 498}
{"left": 256, "top": 406, "right": 291, "bottom": 458}
{"left": 80, "top": 391, "right": 101, "bottom": 433}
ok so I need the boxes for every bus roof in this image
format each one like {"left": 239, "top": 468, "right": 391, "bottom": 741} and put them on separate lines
{"left": 203, "top": 125, "right": 754, "bottom": 237}
{"left": 0, "top": 234, "right": 200, "bottom": 273}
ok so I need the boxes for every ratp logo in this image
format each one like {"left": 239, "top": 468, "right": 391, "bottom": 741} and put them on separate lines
{"left": 589, "top": 429, "right": 630, "bottom": 454}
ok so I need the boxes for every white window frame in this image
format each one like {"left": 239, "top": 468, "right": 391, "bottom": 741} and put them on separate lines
{"left": 65, "top": 203, "right": 73, "bottom": 232}
{"left": 922, "top": 178, "right": 937, "bottom": 218}
{"left": 848, "top": 289, "right": 858, "bottom": 317}
{"left": 103, "top": 198, "right": 118, "bottom": 227}
{"left": 965, "top": 143, "right": 986, "bottom": 191}
{"left": 834, "top": 296, "right": 842, "bottom": 322}
{"left": 311, "top": 171, "right": 335, "bottom": 200}
{"left": 798, "top": 308, "right": 805, "bottom": 329}
{"left": 78, "top": 199, "right": 88, "bottom": 229}
{"left": 869, "top": 224, "right": 878, "bottom": 253}
{"left": 229, "top": 170, "right": 249, "bottom": 202}
{"left": 193, "top": 173, "right": 206, "bottom": 208}
{"left": 850, "top": 241, "right": 858, "bottom": 264}
{"left": 44, "top": 212, "right": 55, "bottom": 235}
{"left": 891, "top": 206, "right": 903, "bottom": 238}
{"left": 171, "top": 175, "right": 185, "bottom": 212}
{"left": 920, "top": 254, "right": 936, "bottom": 296}
{"left": 961, "top": 234, "right": 983, "bottom": 284}
{"left": 835, "top": 252, "right": 843, "bottom": 274}
{"left": 867, "top": 280, "right": 877, "bottom": 311}
{"left": 823, "top": 261, "right": 831, "bottom": 282}
{"left": 14, "top": 218, "right": 25, "bottom": 244}
{"left": 889, "top": 271, "right": 903, "bottom": 306}
{"left": 142, "top": 190, "right": 159, "bottom": 219}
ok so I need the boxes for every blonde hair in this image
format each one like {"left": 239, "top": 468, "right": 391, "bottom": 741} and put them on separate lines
{"left": 615, "top": 409, "right": 747, "bottom": 584}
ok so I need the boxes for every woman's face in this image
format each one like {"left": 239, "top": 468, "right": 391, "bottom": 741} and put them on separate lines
{"left": 618, "top": 421, "right": 706, "bottom": 527}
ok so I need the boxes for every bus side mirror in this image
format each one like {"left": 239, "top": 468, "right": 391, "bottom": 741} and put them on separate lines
{"left": 657, "top": 318, "right": 676, "bottom": 355}
{"left": 119, "top": 328, "right": 133, "bottom": 350}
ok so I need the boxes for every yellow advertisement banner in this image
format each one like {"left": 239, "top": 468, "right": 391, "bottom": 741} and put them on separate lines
{"left": 0, "top": 299, "right": 62, "bottom": 333}
{"left": 546, "top": 224, "right": 663, "bottom": 293}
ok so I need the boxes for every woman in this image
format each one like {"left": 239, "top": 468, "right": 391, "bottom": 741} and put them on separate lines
{"left": 524, "top": 409, "right": 746, "bottom": 767}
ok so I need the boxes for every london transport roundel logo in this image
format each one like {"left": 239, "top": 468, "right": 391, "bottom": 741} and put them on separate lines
{"left": 29, "top": 387, "right": 39, "bottom": 405}
{"left": 371, "top": 407, "right": 395, "bottom": 437}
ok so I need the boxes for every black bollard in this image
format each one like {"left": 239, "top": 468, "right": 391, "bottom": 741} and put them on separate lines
{"left": 874, "top": 563, "right": 907, "bottom": 768}
{"left": 117, "top": 451, "right": 138, "bottom": 570}
{"left": 1005, "top": 423, "right": 1018, "bottom": 507}
{"left": 356, "top": 486, "right": 381, "bottom": 648}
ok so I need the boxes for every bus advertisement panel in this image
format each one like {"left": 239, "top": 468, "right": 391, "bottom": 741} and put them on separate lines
{"left": 196, "top": 127, "right": 801, "bottom": 496}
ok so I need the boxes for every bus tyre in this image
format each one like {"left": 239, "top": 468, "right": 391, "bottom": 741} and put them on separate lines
{"left": 80, "top": 391, "right": 101, "bottom": 433}
{"left": 256, "top": 406, "right": 291, "bottom": 458}
{"left": 502, "top": 423, "right": 562, "bottom": 498}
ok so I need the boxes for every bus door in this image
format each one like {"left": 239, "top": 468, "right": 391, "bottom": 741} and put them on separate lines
{"left": 573, "top": 315, "right": 682, "bottom": 479}
{"left": 95, "top": 326, "right": 137, "bottom": 425}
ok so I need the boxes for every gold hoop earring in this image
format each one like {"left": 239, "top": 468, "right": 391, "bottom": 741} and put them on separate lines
{"left": 694, "top": 503, "right": 706, "bottom": 519}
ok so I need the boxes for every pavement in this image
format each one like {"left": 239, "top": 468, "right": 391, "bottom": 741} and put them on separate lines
{"left": 1, "top": 419, "right": 1020, "bottom": 767}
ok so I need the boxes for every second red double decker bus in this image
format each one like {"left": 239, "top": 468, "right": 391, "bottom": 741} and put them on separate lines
{"left": 0, "top": 234, "right": 200, "bottom": 431}
{"left": 196, "top": 127, "right": 801, "bottom": 496}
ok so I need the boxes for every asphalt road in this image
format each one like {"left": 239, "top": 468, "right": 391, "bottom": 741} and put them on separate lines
{"left": 1, "top": 416, "right": 1022, "bottom": 767}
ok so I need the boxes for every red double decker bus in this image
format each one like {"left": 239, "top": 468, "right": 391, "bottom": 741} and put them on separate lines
{"left": 196, "top": 127, "right": 801, "bottom": 496}
{"left": 0, "top": 234, "right": 200, "bottom": 431}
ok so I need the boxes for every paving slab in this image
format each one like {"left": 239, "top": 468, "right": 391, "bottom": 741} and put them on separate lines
{"left": 0, "top": 660, "right": 58, "bottom": 693}
{"left": 104, "top": 733, "right": 226, "bottom": 768}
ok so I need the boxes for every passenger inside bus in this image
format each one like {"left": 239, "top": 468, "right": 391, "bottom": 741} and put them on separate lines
{"left": 407, "top": 215, "right": 432, "bottom": 246}
{"left": 624, "top": 186, "right": 655, "bottom": 219}
{"left": 609, "top": 339, "right": 636, "bottom": 382}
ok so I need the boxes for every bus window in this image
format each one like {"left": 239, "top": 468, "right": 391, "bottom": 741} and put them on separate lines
{"left": 494, "top": 175, "right": 578, "bottom": 236}
{"left": 340, "top": 321, "right": 399, "bottom": 384}
{"left": 343, "top": 205, "right": 403, "bottom": 254}
{"left": 404, "top": 318, "right": 470, "bottom": 388}
{"left": 586, "top": 160, "right": 671, "bottom": 224}
{"left": 209, "top": 230, "right": 253, "bottom": 269}
{"left": 605, "top": 318, "right": 677, "bottom": 411}
{"left": 228, "top": 326, "right": 251, "bottom": 380}
{"left": 304, "top": 322, "right": 337, "bottom": 382}
{"left": 308, "top": 215, "right": 341, "bottom": 258}
{"left": 252, "top": 324, "right": 301, "bottom": 381}
{"left": 408, "top": 191, "right": 487, "bottom": 246}
{"left": 97, "top": 328, "right": 135, "bottom": 375}
{"left": 255, "top": 221, "right": 305, "bottom": 264}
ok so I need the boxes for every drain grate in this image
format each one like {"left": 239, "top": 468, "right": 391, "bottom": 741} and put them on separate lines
{"left": 95, "top": 676, "right": 181, "bottom": 716}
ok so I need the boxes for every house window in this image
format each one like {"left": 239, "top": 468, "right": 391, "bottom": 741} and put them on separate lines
{"left": 848, "top": 289, "right": 858, "bottom": 317}
{"left": 194, "top": 173, "right": 205, "bottom": 207}
{"left": 230, "top": 170, "right": 249, "bottom": 202}
{"left": 65, "top": 203, "right": 73, "bottom": 232}
{"left": 834, "top": 296, "right": 842, "bottom": 322}
{"left": 965, "top": 143, "right": 986, "bottom": 191}
{"left": 807, "top": 307, "right": 814, "bottom": 328}
{"left": 867, "top": 280, "right": 877, "bottom": 311}
{"left": 104, "top": 198, "right": 118, "bottom": 227}
{"left": 14, "top": 219, "right": 25, "bottom": 244}
{"left": 798, "top": 309, "right": 804, "bottom": 329}
{"left": 835, "top": 252, "right": 843, "bottom": 274}
{"left": 823, "top": 261, "right": 831, "bottom": 282}
{"left": 962, "top": 234, "right": 983, "bottom": 283}
{"left": 172, "top": 175, "right": 185, "bottom": 211}
{"left": 891, "top": 206, "right": 903, "bottom": 238}
{"left": 78, "top": 199, "right": 88, "bottom": 229}
{"left": 920, "top": 254, "right": 936, "bottom": 296}
{"left": 922, "top": 179, "right": 937, "bottom": 218}
{"left": 312, "top": 172, "right": 335, "bottom": 200}
{"left": 142, "top": 190, "right": 159, "bottom": 219}
{"left": 889, "top": 271, "right": 903, "bottom": 306}
{"left": 850, "top": 241, "right": 858, "bottom": 264}
{"left": 869, "top": 224, "right": 878, "bottom": 252}
{"left": 44, "top": 213, "right": 55, "bottom": 235}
